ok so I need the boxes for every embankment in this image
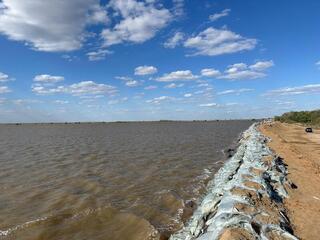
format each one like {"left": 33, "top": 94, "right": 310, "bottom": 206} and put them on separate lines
{"left": 170, "top": 123, "right": 299, "bottom": 240}
{"left": 260, "top": 122, "right": 320, "bottom": 240}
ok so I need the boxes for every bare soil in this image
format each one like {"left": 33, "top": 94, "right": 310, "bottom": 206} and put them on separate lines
{"left": 260, "top": 122, "right": 320, "bottom": 240}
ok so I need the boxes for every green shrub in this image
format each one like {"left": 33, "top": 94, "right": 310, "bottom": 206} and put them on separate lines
{"left": 274, "top": 110, "right": 320, "bottom": 126}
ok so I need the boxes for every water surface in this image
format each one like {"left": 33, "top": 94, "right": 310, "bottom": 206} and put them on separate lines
{"left": 0, "top": 121, "right": 253, "bottom": 239}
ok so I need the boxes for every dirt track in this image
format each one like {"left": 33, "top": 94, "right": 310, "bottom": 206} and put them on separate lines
{"left": 260, "top": 122, "right": 320, "bottom": 240}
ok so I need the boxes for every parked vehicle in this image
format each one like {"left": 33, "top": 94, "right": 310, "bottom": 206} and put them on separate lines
{"left": 305, "top": 127, "right": 313, "bottom": 133}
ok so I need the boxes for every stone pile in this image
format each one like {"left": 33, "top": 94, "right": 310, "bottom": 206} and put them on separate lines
{"left": 170, "top": 123, "right": 298, "bottom": 240}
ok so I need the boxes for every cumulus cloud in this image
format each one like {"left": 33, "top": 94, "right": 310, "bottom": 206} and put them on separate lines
{"left": 184, "top": 27, "right": 257, "bottom": 56}
{"left": 316, "top": 61, "right": 320, "bottom": 69}
{"left": 0, "top": 86, "right": 11, "bottom": 94}
{"left": 264, "top": 84, "right": 320, "bottom": 96}
{"left": 199, "top": 103, "right": 218, "bottom": 107}
{"left": 164, "top": 32, "right": 184, "bottom": 48}
{"left": 34, "top": 74, "right": 65, "bottom": 83}
{"left": 69, "top": 81, "right": 116, "bottom": 95}
{"left": 0, "top": 72, "right": 10, "bottom": 82}
{"left": 134, "top": 65, "right": 158, "bottom": 75}
{"left": 116, "top": 76, "right": 141, "bottom": 87}
{"left": 249, "top": 60, "right": 274, "bottom": 71}
{"left": 0, "top": 0, "right": 108, "bottom": 52}
{"left": 184, "top": 93, "right": 192, "bottom": 97}
{"left": 146, "top": 95, "right": 174, "bottom": 104}
{"left": 32, "top": 81, "right": 117, "bottom": 96}
{"left": 125, "top": 80, "right": 140, "bottom": 87}
{"left": 87, "top": 49, "right": 112, "bottom": 61}
{"left": 201, "top": 68, "right": 221, "bottom": 77}
{"left": 101, "top": 0, "right": 172, "bottom": 46}
{"left": 156, "top": 70, "right": 198, "bottom": 82}
{"left": 164, "top": 83, "right": 184, "bottom": 88}
{"left": 217, "top": 88, "right": 253, "bottom": 95}
{"left": 209, "top": 9, "right": 231, "bottom": 22}
{"left": 219, "top": 61, "right": 274, "bottom": 80}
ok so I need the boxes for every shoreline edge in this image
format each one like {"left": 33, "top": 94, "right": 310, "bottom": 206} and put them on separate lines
{"left": 170, "top": 122, "right": 298, "bottom": 240}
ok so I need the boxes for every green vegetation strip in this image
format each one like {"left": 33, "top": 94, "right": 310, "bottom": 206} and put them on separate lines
{"left": 275, "top": 110, "right": 320, "bottom": 127}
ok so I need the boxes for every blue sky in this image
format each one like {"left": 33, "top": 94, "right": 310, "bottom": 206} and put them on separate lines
{"left": 0, "top": 0, "right": 319, "bottom": 123}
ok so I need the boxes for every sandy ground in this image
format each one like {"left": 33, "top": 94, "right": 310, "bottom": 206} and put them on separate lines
{"left": 260, "top": 122, "right": 320, "bottom": 240}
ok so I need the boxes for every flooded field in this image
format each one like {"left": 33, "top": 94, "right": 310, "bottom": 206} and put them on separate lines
{"left": 0, "top": 121, "right": 253, "bottom": 240}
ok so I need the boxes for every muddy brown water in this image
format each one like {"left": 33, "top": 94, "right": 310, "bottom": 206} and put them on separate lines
{"left": 0, "top": 121, "right": 253, "bottom": 240}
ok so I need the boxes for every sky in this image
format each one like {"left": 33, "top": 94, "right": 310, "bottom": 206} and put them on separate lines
{"left": 0, "top": 0, "right": 319, "bottom": 123}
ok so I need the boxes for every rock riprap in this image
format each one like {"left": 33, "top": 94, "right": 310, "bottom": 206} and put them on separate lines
{"left": 170, "top": 123, "right": 298, "bottom": 240}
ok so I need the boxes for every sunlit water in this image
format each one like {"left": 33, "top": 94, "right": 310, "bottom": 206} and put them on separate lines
{"left": 0, "top": 121, "right": 253, "bottom": 240}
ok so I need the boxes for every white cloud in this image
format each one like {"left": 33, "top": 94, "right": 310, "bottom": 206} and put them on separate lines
{"left": 146, "top": 96, "right": 174, "bottom": 104}
{"left": 0, "top": 86, "right": 11, "bottom": 94}
{"left": 184, "top": 93, "right": 192, "bottom": 97}
{"left": 201, "top": 68, "right": 221, "bottom": 77}
{"left": 264, "top": 84, "right": 320, "bottom": 96}
{"left": 156, "top": 70, "right": 198, "bottom": 82}
{"left": 316, "top": 61, "right": 320, "bottom": 68}
{"left": 197, "top": 83, "right": 209, "bottom": 87}
{"left": 209, "top": 9, "right": 231, "bottom": 22}
{"left": 116, "top": 76, "right": 132, "bottom": 81}
{"left": 249, "top": 60, "right": 274, "bottom": 71}
{"left": 0, "top": 0, "right": 108, "bottom": 52}
{"left": 164, "top": 32, "right": 184, "bottom": 48}
{"left": 116, "top": 76, "right": 141, "bottom": 87}
{"left": 102, "top": 0, "right": 172, "bottom": 46}
{"left": 144, "top": 85, "right": 158, "bottom": 90}
{"left": 87, "top": 49, "right": 112, "bottom": 61}
{"left": 68, "top": 81, "right": 116, "bottom": 95}
{"left": 31, "top": 85, "right": 65, "bottom": 95}
{"left": 32, "top": 81, "right": 117, "bottom": 96}
{"left": 164, "top": 83, "right": 184, "bottom": 88}
{"left": 62, "top": 54, "right": 79, "bottom": 62}
{"left": 125, "top": 80, "right": 140, "bottom": 87}
{"left": 34, "top": 74, "right": 65, "bottom": 83}
{"left": 219, "top": 61, "right": 273, "bottom": 80}
{"left": 199, "top": 103, "right": 217, "bottom": 107}
{"left": 134, "top": 65, "right": 158, "bottom": 75}
{"left": 217, "top": 88, "right": 253, "bottom": 95}
{"left": 184, "top": 27, "right": 257, "bottom": 56}
{"left": 0, "top": 72, "right": 10, "bottom": 82}
{"left": 221, "top": 70, "right": 265, "bottom": 80}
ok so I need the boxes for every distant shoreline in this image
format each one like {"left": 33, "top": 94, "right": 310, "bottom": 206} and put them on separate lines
{"left": 0, "top": 119, "right": 260, "bottom": 125}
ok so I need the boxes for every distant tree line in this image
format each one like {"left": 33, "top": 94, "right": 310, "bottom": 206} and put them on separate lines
{"left": 274, "top": 110, "right": 320, "bottom": 126}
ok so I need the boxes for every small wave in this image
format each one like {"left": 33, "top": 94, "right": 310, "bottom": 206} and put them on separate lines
{"left": 0, "top": 216, "right": 48, "bottom": 236}
{"left": 0, "top": 207, "right": 161, "bottom": 240}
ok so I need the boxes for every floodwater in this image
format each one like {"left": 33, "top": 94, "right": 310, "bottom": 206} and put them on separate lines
{"left": 0, "top": 121, "right": 253, "bottom": 240}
